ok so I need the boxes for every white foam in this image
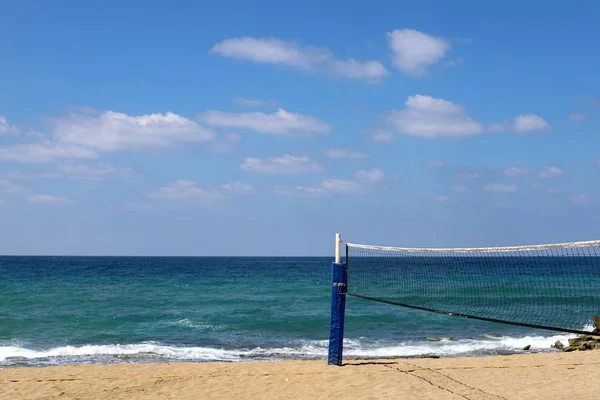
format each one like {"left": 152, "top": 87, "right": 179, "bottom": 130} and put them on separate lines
{"left": 0, "top": 343, "right": 241, "bottom": 362}
{"left": 0, "top": 332, "right": 578, "bottom": 365}
{"left": 343, "top": 332, "right": 577, "bottom": 358}
{"left": 162, "top": 319, "right": 226, "bottom": 332}
{"left": 582, "top": 323, "right": 595, "bottom": 332}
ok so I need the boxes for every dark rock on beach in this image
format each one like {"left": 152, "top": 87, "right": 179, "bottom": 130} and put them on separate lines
{"left": 522, "top": 345, "right": 531, "bottom": 351}
{"left": 420, "top": 354, "right": 440, "bottom": 359}
{"left": 555, "top": 317, "right": 600, "bottom": 352}
{"left": 551, "top": 341, "right": 564, "bottom": 350}
{"left": 563, "top": 337, "right": 594, "bottom": 352}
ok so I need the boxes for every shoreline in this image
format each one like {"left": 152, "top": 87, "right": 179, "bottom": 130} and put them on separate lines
{"left": 2, "top": 351, "right": 600, "bottom": 399}
{"left": 0, "top": 330, "right": 579, "bottom": 369}
{"left": 0, "top": 348, "right": 563, "bottom": 369}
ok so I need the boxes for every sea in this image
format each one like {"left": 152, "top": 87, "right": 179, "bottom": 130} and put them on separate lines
{"left": 0, "top": 256, "right": 587, "bottom": 368}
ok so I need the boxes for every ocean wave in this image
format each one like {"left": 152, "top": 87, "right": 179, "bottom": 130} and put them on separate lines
{"left": 161, "top": 318, "right": 226, "bottom": 332}
{"left": 0, "top": 331, "right": 579, "bottom": 367}
{"left": 343, "top": 332, "right": 576, "bottom": 358}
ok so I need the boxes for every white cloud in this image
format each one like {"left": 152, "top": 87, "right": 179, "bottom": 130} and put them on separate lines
{"left": 370, "top": 129, "right": 395, "bottom": 143}
{"left": 488, "top": 116, "right": 550, "bottom": 134}
{"left": 513, "top": 114, "right": 551, "bottom": 133}
{"left": 569, "top": 113, "right": 586, "bottom": 121}
{"left": 0, "top": 116, "right": 18, "bottom": 135}
{"left": 221, "top": 181, "right": 255, "bottom": 195}
{"left": 210, "top": 37, "right": 331, "bottom": 70}
{"left": 539, "top": 166, "right": 563, "bottom": 179}
{"left": 485, "top": 183, "right": 517, "bottom": 193}
{"left": 426, "top": 160, "right": 444, "bottom": 169}
{"left": 504, "top": 167, "right": 529, "bottom": 176}
{"left": 233, "top": 97, "right": 277, "bottom": 107}
{"left": 210, "top": 37, "right": 389, "bottom": 82}
{"left": 53, "top": 111, "right": 214, "bottom": 151}
{"left": 355, "top": 168, "right": 384, "bottom": 182}
{"left": 0, "top": 143, "right": 97, "bottom": 163}
{"left": 322, "top": 179, "right": 364, "bottom": 193}
{"left": 149, "top": 180, "right": 226, "bottom": 204}
{"left": 274, "top": 178, "right": 368, "bottom": 197}
{"left": 0, "top": 179, "right": 29, "bottom": 194}
{"left": 569, "top": 195, "right": 591, "bottom": 205}
{"left": 25, "top": 194, "right": 71, "bottom": 204}
{"left": 274, "top": 185, "right": 327, "bottom": 198}
{"left": 326, "top": 149, "right": 369, "bottom": 159}
{"left": 328, "top": 59, "right": 389, "bottom": 83}
{"left": 452, "top": 185, "right": 469, "bottom": 192}
{"left": 1, "top": 165, "right": 131, "bottom": 181}
{"left": 211, "top": 132, "right": 241, "bottom": 154}
{"left": 241, "top": 155, "right": 322, "bottom": 174}
{"left": 275, "top": 167, "right": 385, "bottom": 198}
{"left": 387, "top": 29, "right": 451, "bottom": 76}
{"left": 57, "top": 163, "right": 136, "bottom": 180}
{"left": 200, "top": 108, "right": 331, "bottom": 137}
{"left": 386, "top": 95, "right": 483, "bottom": 138}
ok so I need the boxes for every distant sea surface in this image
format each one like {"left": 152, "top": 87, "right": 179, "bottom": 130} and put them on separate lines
{"left": 0, "top": 256, "right": 581, "bottom": 368}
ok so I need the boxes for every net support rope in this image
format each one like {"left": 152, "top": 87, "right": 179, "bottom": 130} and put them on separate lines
{"left": 344, "top": 239, "right": 600, "bottom": 336}
{"left": 346, "top": 239, "right": 600, "bottom": 253}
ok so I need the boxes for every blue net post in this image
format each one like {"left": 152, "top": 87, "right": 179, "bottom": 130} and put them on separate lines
{"left": 328, "top": 233, "right": 347, "bottom": 366}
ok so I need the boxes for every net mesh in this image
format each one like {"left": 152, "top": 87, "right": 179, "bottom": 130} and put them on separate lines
{"left": 345, "top": 240, "right": 600, "bottom": 335}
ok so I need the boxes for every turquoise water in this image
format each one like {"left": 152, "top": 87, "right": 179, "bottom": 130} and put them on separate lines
{"left": 0, "top": 256, "right": 583, "bottom": 368}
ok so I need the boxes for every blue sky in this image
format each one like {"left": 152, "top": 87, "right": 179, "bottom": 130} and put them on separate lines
{"left": 0, "top": 0, "right": 599, "bottom": 256}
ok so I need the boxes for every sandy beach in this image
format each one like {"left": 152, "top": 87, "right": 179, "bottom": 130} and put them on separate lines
{"left": 2, "top": 351, "right": 600, "bottom": 399}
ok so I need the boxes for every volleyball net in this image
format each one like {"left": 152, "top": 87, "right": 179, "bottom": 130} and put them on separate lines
{"left": 328, "top": 234, "right": 600, "bottom": 365}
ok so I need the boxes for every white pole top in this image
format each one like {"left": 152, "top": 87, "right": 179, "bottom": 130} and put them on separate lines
{"left": 335, "top": 233, "right": 341, "bottom": 264}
